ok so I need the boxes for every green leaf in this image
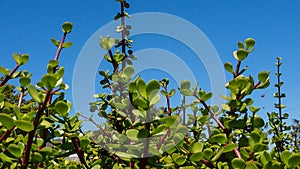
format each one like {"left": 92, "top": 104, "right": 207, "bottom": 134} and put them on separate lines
{"left": 41, "top": 74, "right": 57, "bottom": 90}
{"left": 223, "top": 143, "right": 238, "bottom": 153}
{"left": 62, "top": 22, "right": 73, "bottom": 34}
{"left": 146, "top": 79, "right": 160, "bottom": 97}
{"left": 115, "top": 151, "right": 137, "bottom": 158}
{"left": 245, "top": 38, "right": 255, "bottom": 49}
{"left": 189, "top": 152, "right": 203, "bottom": 162}
{"left": 233, "top": 49, "right": 249, "bottom": 61}
{"left": 245, "top": 161, "right": 259, "bottom": 169}
{"left": 40, "top": 147, "right": 52, "bottom": 154}
{"left": 31, "top": 152, "right": 43, "bottom": 162}
{"left": 209, "top": 133, "right": 227, "bottom": 144}
{"left": 55, "top": 101, "right": 69, "bottom": 116}
{"left": 56, "top": 66, "right": 65, "bottom": 80}
{"left": 172, "top": 153, "right": 186, "bottom": 166}
{"left": 258, "top": 71, "right": 269, "bottom": 83}
{"left": 160, "top": 116, "right": 178, "bottom": 127}
{"left": 232, "top": 158, "right": 245, "bottom": 169}
{"left": 253, "top": 116, "right": 264, "bottom": 128}
{"left": 100, "top": 35, "right": 116, "bottom": 50}
{"left": 62, "top": 41, "right": 72, "bottom": 48}
{"left": 188, "top": 142, "right": 203, "bottom": 153}
{"left": 169, "top": 89, "right": 176, "bottom": 97}
{"left": 287, "top": 153, "right": 300, "bottom": 167}
{"left": 137, "top": 78, "right": 147, "bottom": 98}
{"left": 180, "top": 80, "right": 191, "bottom": 90}
{"left": 0, "top": 152, "right": 14, "bottom": 162}
{"left": 123, "top": 65, "right": 134, "bottom": 79}
{"left": 0, "top": 66, "right": 10, "bottom": 76}
{"left": 151, "top": 125, "right": 166, "bottom": 136}
{"left": 80, "top": 138, "right": 91, "bottom": 148}
{"left": 19, "top": 76, "right": 31, "bottom": 87}
{"left": 126, "top": 129, "right": 139, "bottom": 141}
{"left": 20, "top": 54, "right": 29, "bottom": 65}
{"left": 13, "top": 53, "right": 29, "bottom": 65}
{"left": 8, "top": 144, "right": 22, "bottom": 158}
{"left": 203, "top": 148, "right": 213, "bottom": 160}
{"left": 15, "top": 120, "right": 34, "bottom": 132}
{"left": 224, "top": 62, "right": 235, "bottom": 74}
{"left": 149, "top": 93, "right": 160, "bottom": 106}
{"left": 13, "top": 53, "right": 22, "bottom": 65}
{"left": 28, "top": 84, "right": 43, "bottom": 103}
{"left": 0, "top": 113, "right": 14, "bottom": 129}
{"left": 51, "top": 38, "right": 60, "bottom": 47}
{"left": 199, "top": 90, "right": 213, "bottom": 101}
{"left": 280, "top": 150, "right": 291, "bottom": 165}
{"left": 48, "top": 60, "right": 59, "bottom": 68}
{"left": 180, "top": 89, "right": 193, "bottom": 96}
{"left": 253, "top": 143, "right": 267, "bottom": 152}
{"left": 133, "top": 97, "right": 149, "bottom": 110}
{"left": 180, "top": 166, "right": 195, "bottom": 169}
{"left": 238, "top": 41, "right": 244, "bottom": 49}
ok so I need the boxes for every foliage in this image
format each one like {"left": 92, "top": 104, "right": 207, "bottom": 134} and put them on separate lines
{"left": 0, "top": 0, "right": 299, "bottom": 169}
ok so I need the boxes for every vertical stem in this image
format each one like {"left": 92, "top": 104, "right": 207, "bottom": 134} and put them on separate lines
{"left": 140, "top": 110, "right": 150, "bottom": 169}
{"left": 54, "top": 33, "right": 67, "bottom": 61}
{"left": 182, "top": 96, "right": 186, "bottom": 125}
{"left": 120, "top": 0, "right": 127, "bottom": 70}
{"left": 21, "top": 91, "right": 52, "bottom": 169}
{"left": 276, "top": 59, "right": 283, "bottom": 133}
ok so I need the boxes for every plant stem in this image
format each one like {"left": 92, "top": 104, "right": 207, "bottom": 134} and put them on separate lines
{"left": 234, "top": 60, "right": 241, "bottom": 78}
{"left": 120, "top": 0, "right": 127, "bottom": 70}
{"left": 194, "top": 95, "right": 226, "bottom": 132}
{"left": 276, "top": 59, "right": 283, "bottom": 133}
{"left": 140, "top": 110, "right": 151, "bottom": 169}
{"left": 54, "top": 33, "right": 67, "bottom": 61}
{"left": 157, "top": 128, "right": 170, "bottom": 150}
{"left": 0, "top": 64, "right": 20, "bottom": 87}
{"left": 21, "top": 90, "right": 52, "bottom": 169}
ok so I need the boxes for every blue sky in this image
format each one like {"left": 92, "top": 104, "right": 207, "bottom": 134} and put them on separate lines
{"left": 1, "top": 1, "right": 300, "bottom": 126}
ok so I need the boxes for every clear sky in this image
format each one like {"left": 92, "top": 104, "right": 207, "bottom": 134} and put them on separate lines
{"left": 1, "top": 1, "right": 300, "bottom": 127}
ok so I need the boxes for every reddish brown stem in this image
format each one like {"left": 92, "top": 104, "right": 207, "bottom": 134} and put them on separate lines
{"left": 54, "top": 33, "right": 67, "bottom": 61}
{"left": 194, "top": 95, "right": 226, "bottom": 132}
{"left": 0, "top": 64, "right": 20, "bottom": 87}
{"left": 157, "top": 128, "right": 170, "bottom": 150}
{"left": 200, "top": 159, "right": 215, "bottom": 168}
{"left": 234, "top": 60, "right": 241, "bottom": 78}
{"left": 21, "top": 90, "right": 52, "bottom": 169}
{"left": 71, "top": 137, "right": 89, "bottom": 168}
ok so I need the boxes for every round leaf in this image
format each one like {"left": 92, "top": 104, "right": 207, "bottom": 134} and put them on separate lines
{"left": 245, "top": 38, "right": 255, "bottom": 49}
{"left": 0, "top": 113, "right": 15, "bottom": 129}
{"left": 209, "top": 133, "right": 227, "bottom": 144}
{"left": 288, "top": 154, "right": 300, "bottom": 167}
{"left": 62, "top": 22, "right": 73, "bottom": 34}
{"left": 19, "top": 77, "right": 31, "bottom": 87}
{"left": 232, "top": 158, "right": 245, "bottom": 169}
{"left": 8, "top": 144, "right": 22, "bottom": 158}
{"left": 41, "top": 74, "right": 57, "bottom": 90}
{"left": 55, "top": 101, "right": 69, "bottom": 116}
{"left": 123, "top": 65, "right": 134, "bottom": 79}
{"left": 15, "top": 120, "right": 34, "bottom": 132}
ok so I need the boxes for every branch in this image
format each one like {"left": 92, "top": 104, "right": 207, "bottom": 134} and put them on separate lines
{"left": 0, "top": 64, "right": 20, "bottom": 87}
{"left": 194, "top": 94, "right": 226, "bottom": 132}
{"left": 21, "top": 90, "right": 52, "bottom": 169}
{"left": 157, "top": 128, "right": 170, "bottom": 150}
{"left": 54, "top": 33, "right": 67, "bottom": 61}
